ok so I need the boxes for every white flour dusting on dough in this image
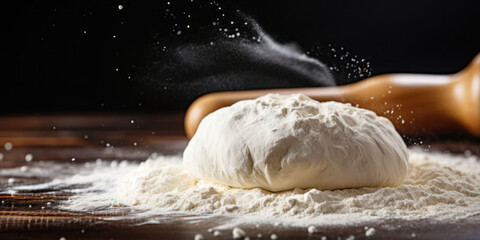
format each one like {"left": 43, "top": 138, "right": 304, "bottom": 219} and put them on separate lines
{"left": 184, "top": 94, "right": 409, "bottom": 192}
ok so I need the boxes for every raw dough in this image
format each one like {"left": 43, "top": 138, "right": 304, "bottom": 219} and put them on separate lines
{"left": 183, "top": 94, "right": 408, "bottom": 191}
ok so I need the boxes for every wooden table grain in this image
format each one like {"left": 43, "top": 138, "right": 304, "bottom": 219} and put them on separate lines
{"left": 0, "top": 113, "right": 479, "bottom": 240}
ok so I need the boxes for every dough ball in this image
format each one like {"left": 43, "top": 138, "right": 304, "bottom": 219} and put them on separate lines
{"left": 183, "top": 94, "right": 409, "bottom": 192}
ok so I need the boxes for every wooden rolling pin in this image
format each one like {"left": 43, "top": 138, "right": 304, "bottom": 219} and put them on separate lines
{"left": 185, "top": 53, "right": 480, "bottom": 138}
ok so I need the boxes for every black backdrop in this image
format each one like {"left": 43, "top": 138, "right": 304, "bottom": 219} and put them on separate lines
{"left": 4, "top": 0, "right": 480, "bottom": 113}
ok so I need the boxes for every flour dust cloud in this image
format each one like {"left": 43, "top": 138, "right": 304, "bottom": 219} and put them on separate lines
{"left": 142, "top": 0, "right": 340, "bottom": 109}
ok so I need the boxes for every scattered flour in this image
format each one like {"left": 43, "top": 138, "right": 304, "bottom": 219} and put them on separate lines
{"left": 57, "top": 148, "right": 480, "bottom": 225}
{"left": 5, "top": 148, "right": 480, "bottom": 227}
{"left": 233, "top": 227, "right": 246, "bottom": 239}
{"left": 365, "top": 227, "right": 376, "bottom": 237}
{"left": 25, "top": 153, "right": 33, "bottom": 162}
{"left": 194, "top": 233, "right": 204, "bottom": 240}
{"left": 4, "top": 142, "right": 13, "bottom": 151}
{"left": 308, "top": 225, "right": 318, "bottom": 234}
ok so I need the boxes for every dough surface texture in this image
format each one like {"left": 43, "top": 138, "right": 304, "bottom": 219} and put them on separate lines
{"left": 183, "top": 94, "right": 408, "bottom": 192}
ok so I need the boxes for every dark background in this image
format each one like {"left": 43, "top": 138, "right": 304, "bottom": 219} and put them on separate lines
{"left": 4, "top": 0, "right": 480, "bottom": 114}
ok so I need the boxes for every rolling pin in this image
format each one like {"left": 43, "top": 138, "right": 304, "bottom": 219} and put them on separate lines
{"left": 185, "top": 53, "right": 480, "bottom": 138}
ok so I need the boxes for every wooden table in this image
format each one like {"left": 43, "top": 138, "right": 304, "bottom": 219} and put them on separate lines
{"left": 1, "top": 114, "right": 479, "bottom": 240}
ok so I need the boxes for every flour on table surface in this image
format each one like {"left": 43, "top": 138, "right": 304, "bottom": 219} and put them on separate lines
{"left": 3, "top": 148, "right": 479, "bottom": 227}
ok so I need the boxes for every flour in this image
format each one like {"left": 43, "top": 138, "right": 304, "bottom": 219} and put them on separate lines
{"left": 52, "top": 148, "right": 480, "bottom": 225}
{"left": 5, "top": 148, "right": 479, "bottom": 227}
{"left": 185, "top": 94, "right": 409, "bottom": 192}
{"left": 365, "top": 227, "right": 376, "bottom": 237}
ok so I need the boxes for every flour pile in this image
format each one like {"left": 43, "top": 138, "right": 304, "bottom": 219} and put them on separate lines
{"left": 62, "top": 149, "right": 480, "bottom": 223}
